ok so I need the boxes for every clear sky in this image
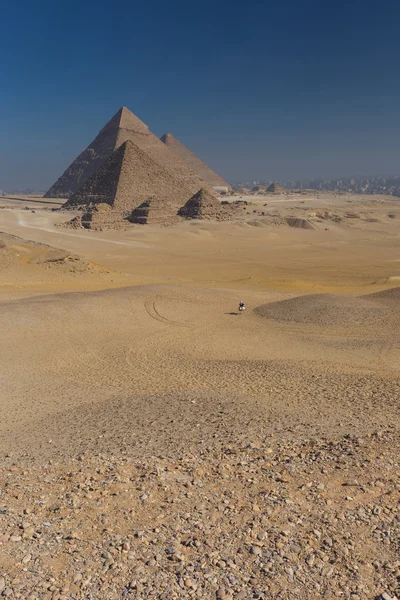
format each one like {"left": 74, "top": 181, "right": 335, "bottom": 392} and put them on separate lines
{"left": 0, "top": 0, "right": 398, "bottom": 189}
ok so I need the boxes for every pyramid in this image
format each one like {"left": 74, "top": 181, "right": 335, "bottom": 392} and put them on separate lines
{"left": 80, "top": 204, "right": 130, "bottom": 230}
{"left": 251, "top": 184, "right": 267, "bottom": 194}
{"left": 130, "top": 197, "right": 180, "bottom": 225}
{"left": 64, "top": 140, "right": 194, "bottom": 216}
{"left": 160, "top": 133, "right": 231, "bottom": 190}
{"left": 178, "top": 187, "right": 233, "bottom": 221}
{"left": 267, "top": 183, "right": 284, "bottom": 193}
{"left": 58, "top": 204, "right": 129, "bottom": 231}
{"left": 45, "top": 107, "right": 213, "bottom": 198}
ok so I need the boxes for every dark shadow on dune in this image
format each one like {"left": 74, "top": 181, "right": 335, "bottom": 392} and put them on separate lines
{"left": 226, "top": 312, "right": 239, "bottom": 316}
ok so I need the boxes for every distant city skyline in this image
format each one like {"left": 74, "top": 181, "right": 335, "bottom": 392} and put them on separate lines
{"left": 4, "top": 174, "right": 400, "bottom": 198}
{"left": 0, "top": 0, "right": 398, "bottom": 189}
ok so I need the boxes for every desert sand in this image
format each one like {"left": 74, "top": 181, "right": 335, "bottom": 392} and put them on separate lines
{"left": 0, "top": 192, "right": 399, "bottom": 599}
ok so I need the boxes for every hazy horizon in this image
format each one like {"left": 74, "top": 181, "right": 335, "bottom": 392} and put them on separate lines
{"left": 1, "top": 0, "right": 398, "bottom": 190}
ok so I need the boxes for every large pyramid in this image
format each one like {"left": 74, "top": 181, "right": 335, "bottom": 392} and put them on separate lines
{"left": 64, "top": 140, "right": 194, "bottom": 215}
{"left": 160, "top": 133, "right": 231, "bottom": 190}
{"left": 178, "top": 187, "right": 233, "bottom": 221}
{"left": 45, "top": 107, "right": 213, "bottom": 198}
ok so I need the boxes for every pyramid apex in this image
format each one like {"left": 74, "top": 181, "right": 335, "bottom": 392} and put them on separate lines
{"left": 100, "top": 106, "right": 149, "bottom": 135}
{"left": 118, "top": 106, "right": 149, "bottom": 133}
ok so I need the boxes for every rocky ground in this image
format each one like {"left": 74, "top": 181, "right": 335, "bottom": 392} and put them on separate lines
{"left": 0, "top": 430, "right": 399, "bottom": 600}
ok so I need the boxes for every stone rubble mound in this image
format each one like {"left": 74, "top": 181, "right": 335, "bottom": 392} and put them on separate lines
{"left": 285, "top": 216, "right": 316, "bottom": 230}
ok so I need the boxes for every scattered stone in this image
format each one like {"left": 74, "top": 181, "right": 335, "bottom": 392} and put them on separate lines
{"left": 0, "top": 424, "right": 398, "bottom": 598}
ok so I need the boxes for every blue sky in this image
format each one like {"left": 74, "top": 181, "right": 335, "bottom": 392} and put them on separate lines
{"left": 0, "top": 0, "right": 398, "bottom": 188}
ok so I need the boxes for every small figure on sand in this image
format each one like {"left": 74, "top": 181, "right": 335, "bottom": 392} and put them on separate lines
{"left": 238, "top": 301, "right": 246, "bottom": 312}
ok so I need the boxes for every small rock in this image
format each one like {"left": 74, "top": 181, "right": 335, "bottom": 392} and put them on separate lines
{"left": 321, "top": 565, "right": 334, "bottom": 577}
{"left": 23, "top": 527, "right": 35, "bottom": 538}
{"left": 286, "top": 567, "right": 294, "bottom": 582}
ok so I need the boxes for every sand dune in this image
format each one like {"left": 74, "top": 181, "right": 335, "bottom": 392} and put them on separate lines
{"left": 254, "top": 290, "right": 398, "bottom": 328}
{"left": 362, "top": 286, "right": 400, "bottom": 304}
{"left": 1, "top": 282, "right": 399, "bottom": 462}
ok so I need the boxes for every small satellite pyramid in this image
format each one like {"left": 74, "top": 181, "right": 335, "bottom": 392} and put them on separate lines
{"left": 178, "top": 187, "right": 232, "bottom": 220}
{"left": 130, "top": 197, "right": 180, "bottom": 225}
{"left": 160, "top": 133, "right": 231, "bottom": 190}
{"left": 64, "top": 140, "right": 194, "bottom": 215}
{"left": 45, "top": 107, "right": 212, "bottom": 198}
{"left": 267, "top": 183, "right": 284, "bottom": 193}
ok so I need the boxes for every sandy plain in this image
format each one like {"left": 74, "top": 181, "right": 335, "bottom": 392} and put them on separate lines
{"left": 0, "top": 192, "right": 399, "bottom": 599}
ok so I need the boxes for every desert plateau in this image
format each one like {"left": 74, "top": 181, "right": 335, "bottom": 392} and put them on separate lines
{"left": 0, "top": 174, "right": 399, "bottom": 600}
